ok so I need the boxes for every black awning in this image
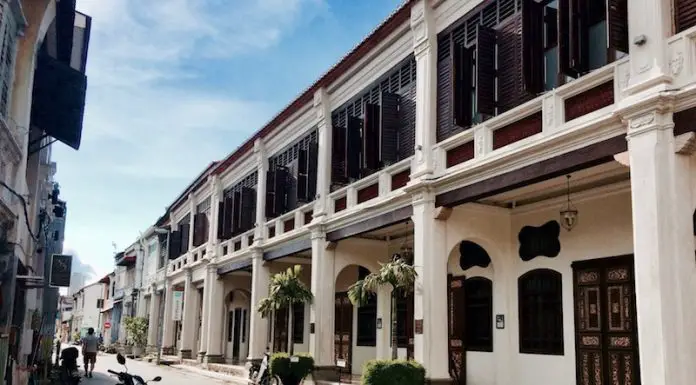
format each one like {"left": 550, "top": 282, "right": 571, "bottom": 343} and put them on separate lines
{"left": 217, "top": 259, "right": 252, "bottom": 276}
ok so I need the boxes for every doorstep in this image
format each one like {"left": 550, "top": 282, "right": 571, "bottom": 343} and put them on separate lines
{"left": 170, "top": 364, "right": 248, "bottom": 385}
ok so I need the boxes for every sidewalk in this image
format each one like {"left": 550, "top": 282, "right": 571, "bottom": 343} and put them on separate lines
{"left": 169, "top": 364, "right": 249, "bottom": 385}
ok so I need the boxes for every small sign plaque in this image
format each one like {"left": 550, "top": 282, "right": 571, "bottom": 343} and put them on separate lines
{"left": 310, "top": 322, "right": 315, "bottom": 334}
{"left": 336, "top": 359, "right": 347, "bottom": 368}
{"left": 496, "top": 314, "right": 505, "bottom": 329}
{"left": 376, "top": 318, "right": 382, "bottom": 329}
{"left": 414, "top": 319, "right": 423, "bottom": 335}
{"left": 290, "top": 356, "right": 299, "bottom": 363}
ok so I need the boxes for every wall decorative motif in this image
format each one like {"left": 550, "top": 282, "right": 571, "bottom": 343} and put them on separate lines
{"left": 517, "top": 220, "right": 561, "bottom": 261}
{"left": 459, "top": 240, "right": 492, "bottom": 270}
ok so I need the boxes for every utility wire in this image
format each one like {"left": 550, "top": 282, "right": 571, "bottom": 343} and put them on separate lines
{"left": 0, "top": 180, "right": 40, "bottom": 243}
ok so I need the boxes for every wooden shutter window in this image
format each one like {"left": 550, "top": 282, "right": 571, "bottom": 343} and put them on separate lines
{"left": 179, "top": 223, "right": 190, "bottom": 254}
{"left": 568, "top": 0, "right": 588, "bottom": 76}
{"left": 380, "top": 92, "right": 400, "bottom": 166}
{"left": 192, "top": 213, "right": 205, "bottom": 247}
{"left": 240, "top": 187, "right": 256, "bottom": 232}
{"left": 231, "top": 191, "right": 242, "bottom": 236}
{"left": 518, "top": 269, "right": 564, "bottom": 355}
{"left": 168, "top": 230, "right": 182, "bottom": 259}
{"left": 363, "top": 103, "right": 381, "bottom": 172}
{"left": 296, "top": 148, "right": 309, "bottom": 202}
{"left": 606, "top": 0, "right": 628, "bottom": 60}
{"left": 522, "top": 0, "right": 545, "bottom": 95}
{"left": 222, "top": 196, "right": 234, "bottom": 240}
{"left": 464, "top": 277, "right": 493, "bottom": 352}
{"left": 453, "top": 39, "right": 474, "bottom": 127}
{"left": 477, "top": 25, "right": 497, "bottom": 120}
{"left": 307, "top": 141, "right": 318, "bottom": 201}
{"left": 558, "top": 0, "right": 571, "bottom": 77}
{"left": 676, "top": 0, "right": 696, "bottom": 33}
{"left": 216, "top": 201, "right": 225, "bottom": 240}
{"left": 274, "top": 167, "right": 288, "bottom": 216}
{"left": 332, "top": 125, "right": 347, "bottom": 185}
{"left": 265, "top": 170, "right": 276, "bottom": 218}
{"left": 346, "top": 117, "right": 362, "bottom": 180}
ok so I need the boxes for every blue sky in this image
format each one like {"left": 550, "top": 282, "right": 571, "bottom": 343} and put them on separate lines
{"left": 52, "top": 0, "right": 403, "bottom": 281}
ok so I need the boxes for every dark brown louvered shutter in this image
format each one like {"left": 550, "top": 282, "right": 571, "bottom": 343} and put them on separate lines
{"left": 346, "top": 117, "right": 362, "bottom": 180}
{"left": 222, "top": 196, "right": 234, "bottom": 239}
{"left": 217, "top": 201, "right": 225, "bottom": 240}
{"left": 522, "top": 0, "right": 545, "bottom": 95}
{"left": 558, "top": 0, "right": 571, "bottom": 77}
{"left": 607, "top": 0, "right": 628, "bottom": 60}
{"left": 231, "top": 191, "right": 242, "bottom": 236}
{"left": 362, "top": 103, "right": 380, "bottom": 171}
{"left": 331, "top": 125, "right": 347, "bottom": 185}
{"left": 476, "top": 25, "right": 496, "bottom": 120}
{"left": 240, "top": 187, "right": 256, "bottom": 232}
{"left": 497, "top": 15, "right": 526, "bottom": 114}
{"left": 180, "top": 223, "right": 190, "bottom": 253}
{"left": 447, "top": 275, "right": 467, "bottom": 383}
{"left": 266, "top": 169, "right": 276, "bottom": 218}
{"left": 380, "top": 92, "right": 400, "bottom": 165}
{"left": 437, "top": 37, "right": 454, "bottom": 142}
{"left": 297, "top": 148, "right": 309, "bottom": 202}
{"left": 274, "top": 167, "right": 288, "bottom": 216}
{"left": 192, "top": 213, "right": 205, "bottom": 247}
{"left": 676, "top": 0, "right": 696, "bottom": 33}
{"left": 568, "top": 0, "right": 588, "bottom": 76}
{"left": 453, "top": 40, "right": 473, "bottom": 128}
{"left": 168, "top": 230, "right": 181, "bottom": 259}
{"left": 307, "top": 142, "right": 318, "bottom": 201}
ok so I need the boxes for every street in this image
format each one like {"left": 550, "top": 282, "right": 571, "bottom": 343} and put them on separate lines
{"left": 62, "top": 346, "right": 236, "bottom": 385}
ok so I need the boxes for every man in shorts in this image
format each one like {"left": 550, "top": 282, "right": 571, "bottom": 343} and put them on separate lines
{"left": 81, "top": 328, "right": 99, "bottom": 377}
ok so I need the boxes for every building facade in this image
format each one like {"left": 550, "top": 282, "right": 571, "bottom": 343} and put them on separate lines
{"left": 70, "top": 281, "right": 105, "bottom": 338}
{"left": 130, "top": 0, "right": 696, "bottom": 384}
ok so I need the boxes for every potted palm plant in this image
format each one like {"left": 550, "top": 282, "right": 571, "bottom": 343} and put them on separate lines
{"left": 258, "top": 265, "right": 314, "bottom": 385}
{"left": 347, "top": 254, "right": 418, "bottom": 359}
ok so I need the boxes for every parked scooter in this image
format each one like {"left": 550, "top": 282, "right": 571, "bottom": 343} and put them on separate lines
{"left": 58, "top": 347, "right": 81, "bottom": 385}
{"left": 248, "top": 351, "right": 278, "bottom": 385}
{"left": 108, "top": 353, "right": 162, "bottom": 385}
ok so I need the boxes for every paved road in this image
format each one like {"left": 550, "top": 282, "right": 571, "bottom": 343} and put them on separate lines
{"left": 61, "top": 345, "right": 236, "bottom": 385}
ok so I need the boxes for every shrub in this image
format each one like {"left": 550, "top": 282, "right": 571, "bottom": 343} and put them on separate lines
{"left": 362, "top": 360, "right": 426, "bottom": 385}
{"left": 269, "top": 352, "right": 314, "bottom": 385}
{"left": 123, "top": 316, "right": 148, "bottom": 348}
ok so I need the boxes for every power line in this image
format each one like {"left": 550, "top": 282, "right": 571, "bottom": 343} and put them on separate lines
{"left": 0, "top": 180, "right": 39, "bottom": 243}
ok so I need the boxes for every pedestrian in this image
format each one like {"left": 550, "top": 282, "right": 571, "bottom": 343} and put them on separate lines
{"left": 81, "top": 328, "right": 99, "bottom": 378}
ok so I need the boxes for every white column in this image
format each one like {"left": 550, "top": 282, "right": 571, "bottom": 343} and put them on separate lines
{"left": 207, "top": 175, "right": 222, "bottom": 256}
{"left": 626, "top": 109, "right": 696, "bottom": 385}
{"left": 375, "top": 286, "right": 392, "bottom": 359}
{"left": 205, "top": 265, "right": 225, "bottom": 363}
{"left": 312, "top": 88, "right": 333, "bottom": 220}
{"left": 161, "top": 280, "right": 174, "bottom": 349}
{"left": 625, "top": 0, "right": 672, "bottom": 94}
{"left": 254, "top": 139, "right": 269, "bottom": 242}
{"left": 188, "top": 194, "right": 196, "bottom": 251}
{"left": 410, "top": 0, "right": 438, "bottom": 179}
{"left": 179, "top": 268, "right": 196, "bottom": 358}
{"left": 248, "top": 250, "right": 270, "bottom": 360}
{"left": 147, "top": 286, "right": 159, "bottom": 348}
{"left": 198, "top": 275, "right": 210, "bottom": 359}
{"left": 411, "top": 190, "right": 449, "bottom": 381}
{"left": 308, "top": 228, "right": 335, "bottom": 367}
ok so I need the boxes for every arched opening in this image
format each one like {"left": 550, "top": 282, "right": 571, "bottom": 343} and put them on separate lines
{"left": 224, "top": 289, "right": 250, "bottom": 363}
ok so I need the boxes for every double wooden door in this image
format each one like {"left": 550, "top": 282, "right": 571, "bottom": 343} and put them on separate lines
{"left": 448, "top": 275, "right": 466, "bottom": 385}
{"left": 334, "top": 292, "right": 353, "bottom": 374}
{"left": 572, "top": 256, "right": 640, "bottom": 385}
{"left": 272, "top": 307, "right": 289, "bottom": 353}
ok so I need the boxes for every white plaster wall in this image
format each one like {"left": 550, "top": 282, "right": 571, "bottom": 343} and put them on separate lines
{"left": 443, "top": 189, "right": 634, "bottom": 385}
{"left": 80, "top": 283, "right": 104, "bottom": 333}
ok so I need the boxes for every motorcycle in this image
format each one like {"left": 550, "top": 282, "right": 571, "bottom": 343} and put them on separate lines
{"left": 247, "top": 352, "right": 278, "bottom": 385}
{"left": 108, "top": 353, "right": 162, "bottom": 385}
{"left": 58, "top": 347, "right": 81, "bottom": 385}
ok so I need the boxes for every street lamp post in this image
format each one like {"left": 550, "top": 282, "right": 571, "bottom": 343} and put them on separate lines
{"left": 153, "top": 227, "right": 170, "bottom": 366}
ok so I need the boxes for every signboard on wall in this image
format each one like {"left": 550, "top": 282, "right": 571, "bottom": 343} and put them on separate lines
{"left": 172, "top": 290, "right": 184, "bottom": 321}
{"left": 49, "top": 254, "right": 72, "bottom": 287}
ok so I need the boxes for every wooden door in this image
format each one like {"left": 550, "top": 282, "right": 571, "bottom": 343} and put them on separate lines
{"left": 273, "top": 307, "right": 289, "bottom": 353}
{"left": 572, "top": 256, "right": 640, "bottom": 385}
{"left": 232, "top": 309, "right": 242, "bottom": 360}
{"left": 448, "top": 275, "right": 466, "bottom": 385}
{"left": 334, "top": 292, "right": 353, "bottom": 374}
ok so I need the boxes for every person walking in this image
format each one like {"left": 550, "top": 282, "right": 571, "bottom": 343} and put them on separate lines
{"left": 81, "top": 328, "right": 99, "bottom": 378}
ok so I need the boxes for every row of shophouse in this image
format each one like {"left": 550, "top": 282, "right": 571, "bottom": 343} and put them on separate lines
{"left": 0, "top": 0, "right": 92, "bottom": 384}
{"left": 99, "top": 0, "right": 696, "bottom": 384}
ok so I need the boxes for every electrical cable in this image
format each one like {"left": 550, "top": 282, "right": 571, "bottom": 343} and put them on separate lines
{"left": 0, "top": 180, "right": 40, "bottom": 243}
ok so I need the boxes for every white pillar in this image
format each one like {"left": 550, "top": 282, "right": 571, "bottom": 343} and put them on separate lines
{"left": 625, "top": 0, "right": 672, "bottom": 94}
{"left": 248, "top": 250, "right": 270, "bottom": 360}
{"left": 147, "top": 286, "right": 159, "bottom": 348}
{"left": 205, "top": 264, "right": 225, "bottom": 363}
{"left": 308, "top": 228, "right": 335, "bottom": 367}
{"left": 161, "top": 280, "right": 174, "bottom": 349}
{"left": 180, "top": 268, "right": 196, "bottom": 358}
{"left": 626, "top": 109, "right": 696, "bottom": 385}
{"left": 375, "top": 286, "right": 392, "bottom": 359}
{"left": 312, "top": 88, "right": 333, "bottom": 220}
{"left": 198, "top": 277, "right": 210, "bottom": 359}
{"left": 254, "top": 139, "right": 269, "bottom": 242}
{"left": 207, "top": 175, "right": 222, "bottom": 257}
{"left": 411, "top": 190, "right": 449, "bottom": 381}
{"left": 410, "top": 0, "right": 437, "bottom": 179}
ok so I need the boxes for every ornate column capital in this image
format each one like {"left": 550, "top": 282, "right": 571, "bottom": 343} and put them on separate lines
{"left": 410, "top": 0, "right": 435, "bottom": 58}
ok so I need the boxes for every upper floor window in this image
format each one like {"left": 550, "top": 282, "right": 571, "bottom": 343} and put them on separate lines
{"left": 518, "top": 268, "right": 563, "bottom": 355}
{"left": 218, "top": 172, "right": 258, "bottom": 240}
{"left": 192, "top": 197, "right": 211, "bottom": 248}
{"left": 0, "top": 2, "right": 18, "bottom": 119}
{"left": 465, "top": 277, "right": 493, "bottom": 352}
{"left": 675, "top": 0, "right": 696, "bottom": 33}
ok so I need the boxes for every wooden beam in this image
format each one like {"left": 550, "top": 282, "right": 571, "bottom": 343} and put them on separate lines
{"left": 326, "top": 205, "right": 413, "bottom": 242}
{"left": 436, "top": 135, "right": 627, "bottom": 208}
{"left": 263, "top": 238, "right": 312, "bottom": 262}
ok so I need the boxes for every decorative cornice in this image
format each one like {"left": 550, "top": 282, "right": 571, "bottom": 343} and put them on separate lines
{"left": 675, "top": 132, "right": 696, "bottom": 155}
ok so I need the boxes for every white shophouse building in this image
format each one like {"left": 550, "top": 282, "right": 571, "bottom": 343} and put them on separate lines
{"left": 139, "top": 0, "right": 696, "bottom": 384}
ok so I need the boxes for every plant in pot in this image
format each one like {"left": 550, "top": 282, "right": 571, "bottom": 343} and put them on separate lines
{"left": 347, "top": 254, "right": 417, "bottom": 360}
{"left": 123, "top": 316, "right": 148, "bottom": 357}
{"left": 258, "top": 265, "right": 314, "bottom": 385}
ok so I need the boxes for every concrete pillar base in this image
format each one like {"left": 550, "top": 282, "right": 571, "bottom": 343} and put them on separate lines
{"left": 204, "top": 354, "right": 225, "bottom": 364}
{"left": 178, "top": 349, "right": 192, "bottom": 359}
{"left": 197, "top": 351, "right": 206, "bottom": 363}
{"left": 312, "top": 366, "right": 341, "bottom": 382}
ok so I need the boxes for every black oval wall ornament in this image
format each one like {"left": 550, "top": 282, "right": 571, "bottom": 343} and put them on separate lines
{"left": 518, "top": 220, "right": 561, "bottom": 262}
{"left": 459, "top": 241, "right": 492, "bottom": 270}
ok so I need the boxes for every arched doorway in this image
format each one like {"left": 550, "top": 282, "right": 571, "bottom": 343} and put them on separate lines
{"left": 447, "top": 240, "right": 493, "bottom": 385}
{"left": 224, "top": 289, "right": 250, "bottom": 363}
